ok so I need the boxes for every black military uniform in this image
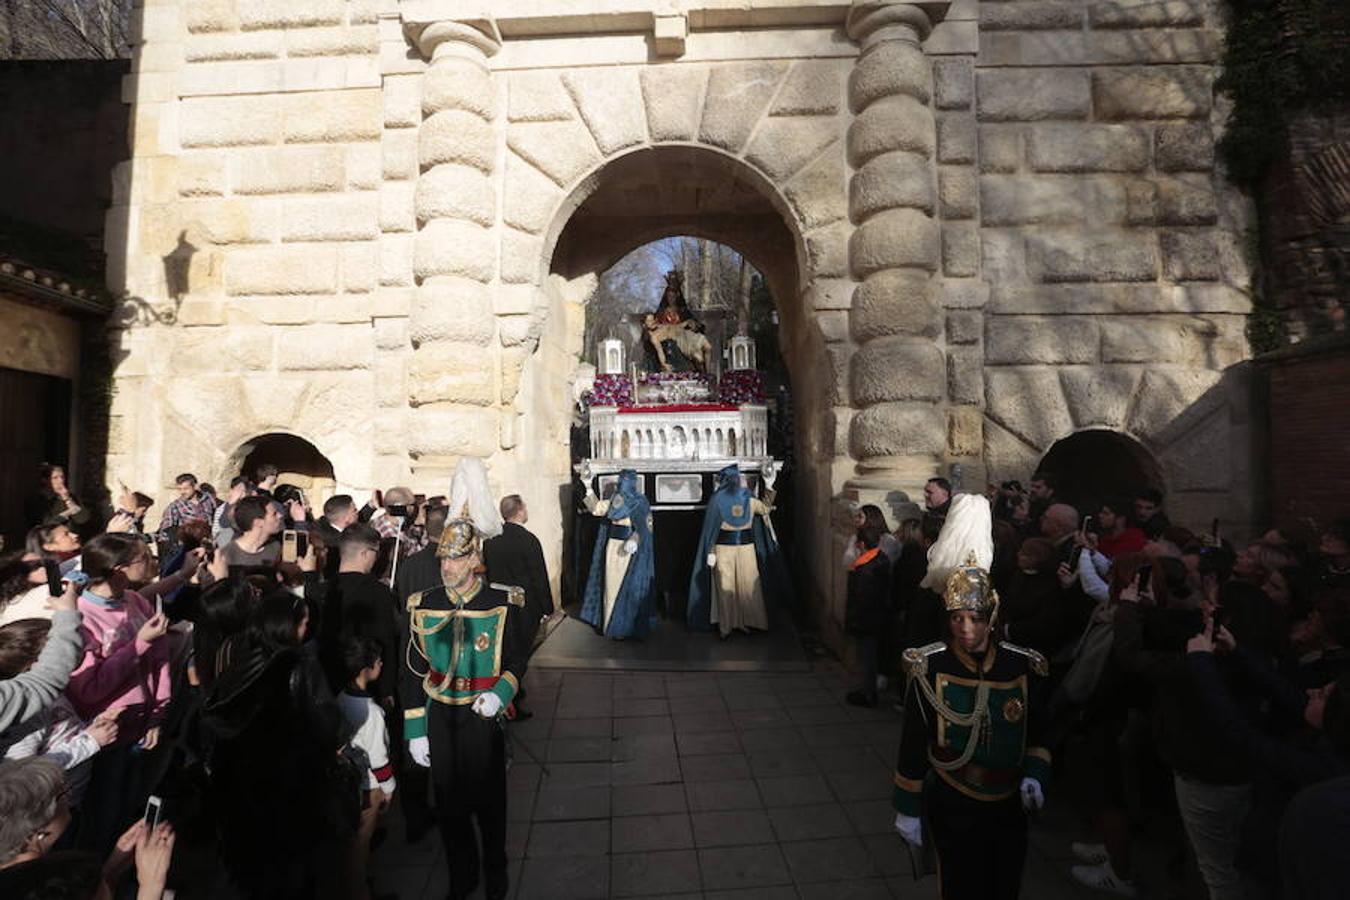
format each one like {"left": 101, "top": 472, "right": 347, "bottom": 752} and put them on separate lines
{"left": 401, "top": 534, "right": 526, "bottom": 900}
{"left": 893, "top": 559, "right": 1051, "bottom": 900}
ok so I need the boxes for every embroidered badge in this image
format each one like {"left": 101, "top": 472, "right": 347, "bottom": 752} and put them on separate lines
{"left": 475, "top": 633, "right": 491, "bottom": 652}
{"left": 613, "top": 495, "right": 625, "bottom": 508}
{"left": 1002, "top": 697, "right": 1025, "bottom": 723}
{"left": 731, "top": 504, "right": 744, "bottom": 517}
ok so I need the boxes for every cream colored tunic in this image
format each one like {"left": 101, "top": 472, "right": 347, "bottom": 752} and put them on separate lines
{"left": 710, "top": 497, "right": 771, "bottom": 637}
{"left": 586, "top": 497, "right": 637, "bottom": 634}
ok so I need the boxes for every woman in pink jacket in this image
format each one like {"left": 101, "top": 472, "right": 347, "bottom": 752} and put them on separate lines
{"left": 67, "top": 533, "right": 172, "bottom": 852}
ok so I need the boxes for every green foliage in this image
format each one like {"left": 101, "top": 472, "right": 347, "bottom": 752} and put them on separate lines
{"left": 1217, "top": 0, "right": 1350, "bottom": 186}
{"left": 1246, "top": 303, "right": 1287, "bottom": 354}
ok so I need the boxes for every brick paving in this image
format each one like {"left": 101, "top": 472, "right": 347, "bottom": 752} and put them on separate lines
{"left": 372, "top": 665, "right": 1130, "bottom": 900}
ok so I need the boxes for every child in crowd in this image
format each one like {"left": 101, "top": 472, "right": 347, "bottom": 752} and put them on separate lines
{"left": 0, "top": 619, "right": 120, "bottom": 805}
{"left": 337, "top": 636, "right": 396, "bottom": 900}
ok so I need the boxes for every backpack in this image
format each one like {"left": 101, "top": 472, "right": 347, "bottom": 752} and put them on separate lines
{"left": 1056, "top": 600, "right": 1115, "bottom": 706}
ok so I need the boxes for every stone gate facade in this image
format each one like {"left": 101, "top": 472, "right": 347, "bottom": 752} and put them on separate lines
{"left": 109, "top": 0, "right": 1256, "bottom": 618}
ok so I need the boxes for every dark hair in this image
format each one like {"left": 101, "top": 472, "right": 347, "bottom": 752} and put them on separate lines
{"left": 175, "top": 473, "right": 198, "bottom": 486}
{"left": 920, "top": 513, "right": 944, "bottom": 545}
{"left": 177, "top": 519, "right": 212, "bottom": 550}
{"left": 229, "top": 475, "right": 251, "bottom": 490}
{"left": 926, "top": 477, "right": 952, "bottom": 495}
{"left": 856, "top": 525, "right": 882, "bottom": 551}
{"left": 37, "top": 463, "right": 65, "bottom": 484}
{"left": 199, "top": 483, "right": 217, "bottom": 498}
{"left": 342, "top": 636, "right": 383, "bottom": 681}
{"left": 340, "top": 524, "right": 381, "bottom": 558}
{"left": 1323, "top": 671, "right": 1350, "bottom": 755}
{"left": 1100, "top": 498, "right": 1130, "bottom": 518}
{"left": 0, "top": 556, "right": 41, "bottom": 605}
{"left": 0, "top": 619, "right": 51, "bottom": 678}
{"left": 1030, "top": 471, "right": 1058, "bottom": 491}
{"left": 1017, "top": 537, "right": 1056, "bottom": 572}
{"left": 24, "top": 524, "right": 64, "bottom": 556}
{"left": 0, "top": 848, "right": 103, "bottom": 899}
{"left": 425, "top": 504, "right": 448, "bottom": 542}
{"left": 500, "top": 494, "right": 525, "bottom": 521}
{"left": 273, "top": 484, "right": 303, "bottom": 507}
{"left": 131, "top": 492, "right": 154, "bottom": 511}
{"left": 1109, "top": 552, "right": 1169, "bottom": 606}
{"left": 1136, "top": 487, "right": 1164, "bottom": 505}
{"left": 233, "top": 496, "right": 269, "bottom": 533}
{"left": 322, "top": 494, "right": 354, "bottom": 519}
{"left": 255, "top": 463, "right": 279, "bottom": 481}
{"left": 856, "top": 504, "right": 889, "bottom": 534}
{"left": 199, "top": 578, "right": 256, "bottom": 642}
{"left": 81, "top": 533, "right": 145, "bottom": 584}
{"left": 250, "top": 590, "right": 306, "bottom": 650}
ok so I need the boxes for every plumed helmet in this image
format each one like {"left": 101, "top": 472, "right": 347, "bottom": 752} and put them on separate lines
{"left": 436, "top": 514, "right": 480, "bottom": 560}
{"left": 943, "top": 551, "right": 999, "bottom": 620}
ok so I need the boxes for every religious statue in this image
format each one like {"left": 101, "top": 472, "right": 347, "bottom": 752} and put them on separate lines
{"left": 643, "top": 270, "right": 712, "bottom": 373}
{"left": 686, "top": 463, "right": 792, "bottom": 638}
{"left": 579, "top": 469, "right": 658, "bottom": 639}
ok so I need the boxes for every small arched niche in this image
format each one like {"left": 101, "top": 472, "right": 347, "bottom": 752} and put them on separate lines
{"left": 1036, "top": 429, "right": 1165, "bottom": 512}
{"left": 233, "top": 432, "right": 337, "bottom": 503}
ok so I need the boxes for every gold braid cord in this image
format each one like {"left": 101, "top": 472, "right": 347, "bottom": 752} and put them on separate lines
{"left": 913, "top": 673, "right": 992, "bottom": 772}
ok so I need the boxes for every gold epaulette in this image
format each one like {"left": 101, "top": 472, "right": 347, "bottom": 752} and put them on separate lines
{"left": 490, "top": 582, "right": 526, "bottom": 608}
{"left": 406, "top": 588, "right": 426, "bottom": 612}
{"left": 1000, "top": 641, "right": 1049, "bottom": 677}
{"left": 901, "top": 642, "right": 945, "bottom": 678}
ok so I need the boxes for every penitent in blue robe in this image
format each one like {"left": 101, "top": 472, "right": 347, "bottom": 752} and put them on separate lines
{"left": 580, "top": 470, "right": 658, "bottom": 639}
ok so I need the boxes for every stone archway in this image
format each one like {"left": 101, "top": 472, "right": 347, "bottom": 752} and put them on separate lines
{"left": 1037, "top": 429, "right": 1165, "bottom": 512}
{"left": 228, "top": 431, "right": 337, "bottom": 502}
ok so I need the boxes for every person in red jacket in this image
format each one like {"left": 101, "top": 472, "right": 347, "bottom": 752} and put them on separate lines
{"left": 1094, "top": 499, "right": 1147, "bottom": 559}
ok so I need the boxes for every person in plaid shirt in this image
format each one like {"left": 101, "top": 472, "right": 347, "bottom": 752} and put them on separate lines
{"left": 157, "top": 473, "right": 219, "bottom": 539}
{"left": 373, "top": 486, "right": 428, "bottom": 563}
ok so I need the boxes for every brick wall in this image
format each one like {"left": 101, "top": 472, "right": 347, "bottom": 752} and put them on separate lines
{"left": 1265, "top": 339, "right": 1350, "bottom": 534}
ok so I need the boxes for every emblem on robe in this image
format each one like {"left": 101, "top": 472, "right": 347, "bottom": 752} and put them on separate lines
{"left": 613, "top": 495, "right": 626, "bottom": 508}
{"left": 475, "top": 633, "right": 491, "bottom": 652}
{"left": 1003, "top": 697, "right": 1025, "bottom": 723}
{"left": 731, "top": 504, "right": 744, "bottom": 517}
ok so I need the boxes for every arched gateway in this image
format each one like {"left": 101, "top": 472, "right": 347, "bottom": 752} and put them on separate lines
{"left": 110, "top": 0, "right": 1258, "bottom": 638}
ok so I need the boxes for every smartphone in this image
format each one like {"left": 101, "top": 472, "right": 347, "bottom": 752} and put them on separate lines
{"left": 201, "top": 539, "right": 215, "bottom": 564}
{"left": 1082, "top": 515, "right": 1093, "bottom": 535}
{"left": 1136, "top": 563, "right": 1153, "bottom": 593}
{"left": 155, "top": 593, "right": 163, "bottom": 618}
{"left": 1070, "top": 545, "right": 1084, "bottom": 569}
{"left": 282, "top": 529, "right": 299, "bottom": 563}
{"left": 44, "top": 560, "right": 63, "bottom": 597}
{"left": 1211, "top": 518, "right": 1220, "bottom": 540}
{"left": 144, "top": 794, "right": 163, "bottom": 830}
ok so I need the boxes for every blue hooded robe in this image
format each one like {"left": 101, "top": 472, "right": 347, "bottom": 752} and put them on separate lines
{"left": 580, "top": 470, "right": 657, "bottom": 639}
{"left": 686, "top": 464, "right": 793, "bottom": 632}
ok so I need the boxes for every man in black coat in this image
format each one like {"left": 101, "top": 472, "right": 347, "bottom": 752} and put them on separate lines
{"left": 396, "top": 505, "right": 447, "bottom": 605}
{"left": 483, "top": 495, "right": 553, "bottom": 716}
{"left": 318, "top": 524, "right": 401, "bottom": 701}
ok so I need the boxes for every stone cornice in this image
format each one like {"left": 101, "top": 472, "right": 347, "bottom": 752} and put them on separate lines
{"left": 400, "top": 0, "right": 950, "bottom": 43}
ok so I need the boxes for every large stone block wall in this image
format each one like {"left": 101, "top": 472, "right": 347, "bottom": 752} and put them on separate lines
{"left": 106, "top": 0, "right": 1260, "bottom": 615}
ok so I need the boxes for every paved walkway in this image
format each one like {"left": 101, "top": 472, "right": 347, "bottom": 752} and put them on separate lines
{"left": 372, "top": 659, "right": 1133, "bottom": 899}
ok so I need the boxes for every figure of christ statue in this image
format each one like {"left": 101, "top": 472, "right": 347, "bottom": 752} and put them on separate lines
{"left": 643, "top": 270, "right": 713, "bottom": 373}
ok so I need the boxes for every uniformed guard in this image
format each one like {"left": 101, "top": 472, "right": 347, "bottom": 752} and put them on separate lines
{"left": 892, "top": 550, "right": 1051, "bottom": 900}
{"left": 402, "top": 514, "right": 526, "bottom": 900}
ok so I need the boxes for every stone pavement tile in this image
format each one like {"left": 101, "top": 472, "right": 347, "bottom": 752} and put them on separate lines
{"left": 668, "top": 693, "right": 728, "bottom": 715}
{"left": 769, "top": 674, "right": 820, "bottom": 693}
{"left": 616, "top": 697, "right": 671, "bottom": 718}
{"left": 527, "top": 819, "right": 610, "bottom": 857}
{"left": 547, "top": 737, "right": 614, "bottom": 762}
{"left": 746, "top": 748, "right": 819, "bottom": 778}
{"left": 611, "top": 849, "right": 702, "bottom": 897}
{"left": 735, "top": 727, "right": 803, "bottom": 753}
{"left": 780, "top": 836, "right": 878, "bottom": 883}
{"left": 557, "top": 695, "right": 615, "bottom": 718}
{"left": 614, "top": 674, "right": 668, "bottom": 700}
{"left": 790, "top": 686, "right": 843, "bottom": 707}
{"left": 373, "top": 863, "right": 431, "bottom": 899}
{"left": 534, "top": 786, "right": 611, "bottom": 821}
{"left": 614, "top": 715, "right": 675, "bottom": 737}
{"left": 552, "top": 716, "right": 614, "bottom": 738}
{"left": 611, "top": 756, "right": 683, "bottom": 786}
{"left": 800, "top": 723, "right": 871, "bottom": 748}
{"left": 691, "top": 809, "right": 775, "bottom": 847}
{"left": 842, "top": 799, "right": 897, "bottom": 836}
{"left": 885, "top": 874, "right": 941, "bottom": 899}
{"left": 797, "top": 877, "right": 894, "bottom": 899}
{"left": 723, "top": 692, "right": 784, "bottom": 712}
{"left": 666, "top": 674, "right": 720, "bottom": 697}
{"left": 766, "top": 802, "right": 854, "bottom": 842}
{"left": 826, "top": 769, "right": 893, "bottom": 803}
{"left": 542, "top": 761, "right": 612, "bottom": 789}
{"left": 508, "top": 763, "right": 543, "bottom": 795}
{"left": 681, "top": 753, "right": 752, "bottom": 783}
{"left": 677, "top": 730, "right": 742, "bottom": 756}
{"left": 563, "top": 673, "right": 614, "bottom": 695}
{"left": 518, "top": 855, "right": 610, "bottom": 900}
{"left": 704, "top": 888, "right": 797, "bottom": 900}
{"left": 613, "top": 783, "right": 688, "bottom": 817}
{"left": 508, "top": 791, "right": 537, "bottom": 823}
{"left": 860, "top": 832, "right": 910, "bottom": 878}
{"left": 859, "top": 722, "right": 903, "bottom": 751}
{"left": 675, "top": 711, "right": 736, "bottom": 733}
{"left": 787, "top": 704, "right": 854, "bottom": 727}
{"left": 613, "top": 732, "right": 677, "bottom": 762}
{"left": 809, "top": 744, "right": 892, "bottom": 774}
{"left": 842, "top": 703, "right": 897, "bottom": 724}
{"left": 717, "top": 674, "right": 779, "bottom": 694}
{"left": 685, "top": 778, "right": 763, "bottom": 812}
{"left": 509, "top": 717, "right": 553, "bottom": 743}
{"left": 697, "top": 843, "right": 792, "bottom": 892}
{"left": 611, "top": 812, "right": 695, "bottom": 853}
{"left": 754, "top": 774, "right": 833, "bottom": 808}
{"left": 732, "top": 708, "right": 794, "bottom": 730}
{"left": 506, "top": 820, "right": 531, "bottom": 858}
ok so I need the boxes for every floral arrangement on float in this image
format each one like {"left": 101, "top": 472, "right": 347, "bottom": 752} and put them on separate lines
{"left": 584, "top": 373, "right": 633, "bottom": 409}
{"left": 718, "top": 369, "right": 766, "bottom": 405}
{"left": 637, "top": 371, "right": 715, "bottom": 404}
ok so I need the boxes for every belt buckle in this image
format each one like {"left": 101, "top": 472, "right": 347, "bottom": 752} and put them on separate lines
{"left": 453, "top": 676, "right": 471, "bottom": 692}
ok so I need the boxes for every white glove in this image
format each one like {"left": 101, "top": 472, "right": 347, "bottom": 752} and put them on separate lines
{"left": 894, "top": 813, "right": 923, "bottom": 848}
{"left": 706, "top": 552, "right": 718, "bottom": 568}
{"left": 1020, "top": 777, "right": 1044, "bottom": 812}
{"left": 409, "top": 736, "right": 430, "bottom": 768}
{"left": 472, "top": 692, "right": 503, "bottom": 719}
{"left": 622, "top": 537, "right": 638, "bottom": 556}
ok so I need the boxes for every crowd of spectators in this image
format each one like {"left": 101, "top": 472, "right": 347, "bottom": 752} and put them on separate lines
{"left": 844, "top": 471, "right": 1350, "bottom": 899}
{"left": 0, "top": 461, "right": 552, "bottom": 899}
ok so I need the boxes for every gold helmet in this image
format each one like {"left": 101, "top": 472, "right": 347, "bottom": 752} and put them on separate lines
{"left": 436, "top": 505, "right": 481, "bottom": 560}
{"left": 943, "top": 551, "right": 999, "bottom": 620}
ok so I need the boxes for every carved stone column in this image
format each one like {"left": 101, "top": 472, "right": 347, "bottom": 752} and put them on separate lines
{"left": 845, "top": 1, "right": 948, "bottom": 499}
{"left": 401, "top": 18, "right": 503, "bottom": 467}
